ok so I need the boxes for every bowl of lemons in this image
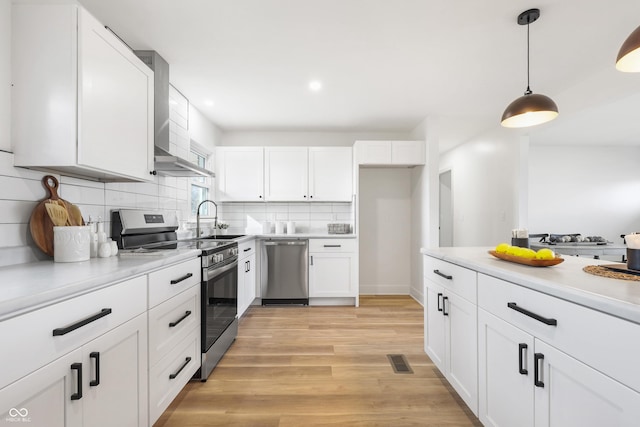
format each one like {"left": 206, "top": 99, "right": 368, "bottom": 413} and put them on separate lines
{"left": 489, "top": 243, "right": 563, "bottom": 267}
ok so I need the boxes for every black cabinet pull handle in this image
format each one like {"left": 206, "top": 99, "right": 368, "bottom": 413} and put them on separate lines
{"left": 70, "top": 363, "right": 83, "bottom": 400}
{"left": 323, "top": 245, "right": 341, "bottom": 248}
{"left": 507, "top": 302, "right": 557, "bottom": 326}
{"left": 243, "top": 247, "right": 252, "bottom": 252}
{"left": 437, "top": 293, "right": 443, "bottom": 312}
{"left": 170, "top": 273, "right": 193, "bottom": 285}
{"left": 534, "top": 353, "right": 545, "bottom": 387}
{"left": 246, "top": 260, "right": 251, "bottom": 272}
{"left": 442, "top": 296, "right": 449, "bottom": 316}
{"left": 433, "top": 269, "right": 453, "bottom": 280}
{"left": 53, "top": 308, "right": 112, "bottom": 336}
{"left": 518, "top": 343, "right": 528, "bottom": 375}
{"left": 169, "top": 357, "right": 192, "bottom": 380}
{"left": 89, "top": 352, "right": 100, "bottom": 386}
{"left": 310, "top": 256, "right": 314, "bottom": 266}
{"left": 169, "top": 311, "right": 192, "bottom": 328}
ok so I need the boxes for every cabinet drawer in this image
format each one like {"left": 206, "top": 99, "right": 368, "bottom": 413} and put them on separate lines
{"left": 309, "top": 239, "right": 356, "bottom": 253}
{"left": 478, "top": 273, "right": 640, "bottom": 393}
{"left": 238, "top": 239, "right": 256, "bottom": 258}
{"left": 149, "top": 328, "right": 199, "bottom": 424}
{"left": 148, "top": 285, "right": 200, "bottom": 367}
{"left": 0, "top": 275, "right": 146, "bottom": 388}
{"left": 423, "top": 256, "right": 476, "bottom": 303}
{"left": 148, "top": 258, "right": 200, "bottom": 308}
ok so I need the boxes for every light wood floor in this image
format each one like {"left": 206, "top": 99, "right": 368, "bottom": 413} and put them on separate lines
{"left": 155, "top": 296, "right": 482, "bottom": 427}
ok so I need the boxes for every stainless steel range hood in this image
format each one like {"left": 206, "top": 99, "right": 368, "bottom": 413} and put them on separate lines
{"left": 134, "top": 50, "right": 215, "bottom": 178}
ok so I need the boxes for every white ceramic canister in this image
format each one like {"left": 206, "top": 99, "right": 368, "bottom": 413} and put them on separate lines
{"left": 275, "top": 221, "right": 286, "bottom": 234}
{"left": 53, "top": 226, "right": 91, "bottom": 263}
{"left": 262, "top": 221, "right": 272, "bottom": 234}
{"left": 287, "top": 221, "right": 296, "bottom": 235}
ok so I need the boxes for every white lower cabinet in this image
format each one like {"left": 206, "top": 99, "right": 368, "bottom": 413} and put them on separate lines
{"left": 478, "top": 308, "right": 640, "bottom": 427}
{"left": 0, "top": 349, "right": 82, "bottom": 427}
{"left": 147, "top": 259, "right": 201, "bottom": 425}
{"left": 309, "top": 239, "right": 357, "bottom": 303}
{"left": 534, "top": 340, "right": 640, "bottom": 427}
{"left": 238, "top": 239, "right": 257, "bottom": 317}
{"left": 0, "top": 276, "right": 148, "bottom": 427}
{"left": 476, "top": 271, "right": 640, "bottom": 427}
{"left": 0, "top": 256, "right": 202, "bottom": 427}
{"left": 148, "top": 328, "right": 199, "bottom": 424}
{"left": 82, "top": 314, "right": 148, "bottom": 427}
{"left": 423, "top": 272, "right": 478, "bottom": 415}
{"left": 478, "top": 309, "right": 534, "bottom": 427}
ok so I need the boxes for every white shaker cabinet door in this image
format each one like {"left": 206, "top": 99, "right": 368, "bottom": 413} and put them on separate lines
{"left": 82, "top": 313, "right": 148, "bottom": 427}
{"left": 534, "top": 340, "right": 640, "bottom": 427}
{"left": 216, "top": 147, "right": 264, "bottom": 201}
{"left": 77, "top": 8, "right": 154, "bottom": 181}
{"left": 478, "top": 309, "right": 534, "bottom": 427}
{"left": 309, "top": 252, "right": 357, "bottom": 298}
{"left": 0, "top": 349, "right": 83, "bottom": 427}
{"left": 424, "top": 280, "right": 446, "bottom": 371}
{"left": 264, "top": 147, "right": 308, "bottom": 201}
{"left": 445, "top": 291, "right": 478, "bottom": 415}
{"left": 308, "top": 147, "right": 353, "bottom": 202}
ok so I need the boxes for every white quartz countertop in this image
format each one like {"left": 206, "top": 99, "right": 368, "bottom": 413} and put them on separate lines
{"left": 421, "top": 247, "right": 640, "bottom": 324}
{"left": 0, "top": 249, "right": 201, "bottom": 321}
{"left": 255, "top": 233, "right": 356, "bottom": 239}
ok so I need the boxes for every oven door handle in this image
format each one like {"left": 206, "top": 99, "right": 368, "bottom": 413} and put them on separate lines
{"left": 204, "top": 261, "right": 238, "bottom": 280}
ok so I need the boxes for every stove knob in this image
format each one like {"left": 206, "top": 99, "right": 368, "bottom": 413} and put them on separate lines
{"left": 216, "top": 254, "right": 224, "bottom": 263}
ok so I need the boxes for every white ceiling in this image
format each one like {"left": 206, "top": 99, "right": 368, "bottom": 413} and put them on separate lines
{"left": 76, "top": 0, "right": 640, "bottom": 152}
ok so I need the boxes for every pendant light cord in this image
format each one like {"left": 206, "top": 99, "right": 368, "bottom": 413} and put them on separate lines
{"left": 525, "top": 19, "right": 532, "bottom": 95}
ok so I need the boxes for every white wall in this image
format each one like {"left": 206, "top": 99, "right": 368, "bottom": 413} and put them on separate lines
{"left": 529, "top": 145, "right": 640, "bottom": 242}
{"left": 440, "top": 127, "right": 523, "bottom": 246}
{"left": 189, "top": 104, "right": 222, "bottom": 151}
{"left": 359, "top": 168, "right": 412, "bottom": 294}
{"left": 220, "top": 131, "right": 411, "bottom": 147}
{"left": 0, "top": 0, "right": 10, "bottom": 152}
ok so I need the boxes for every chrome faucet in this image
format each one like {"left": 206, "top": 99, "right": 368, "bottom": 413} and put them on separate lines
{"left": 196, "top": 199, "right": 218, "bottom": 238}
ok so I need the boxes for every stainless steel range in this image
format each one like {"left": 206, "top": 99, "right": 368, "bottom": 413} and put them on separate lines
{"left": 112, "top": 209, "right": 239, "bottom": 381}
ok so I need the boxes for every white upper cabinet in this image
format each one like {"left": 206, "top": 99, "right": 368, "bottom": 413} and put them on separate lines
{"left": 12, "top": 4, "right": 154, "bottom": 182}
{"left": 265, "top": 146, "right": 353, "bottom": 202}
{"left": 355, "top": 140, "right": 425, "bottom": 166}
{"left": 216, "top": 147, "right": 265, "bottom": 202}
{"left": 308, "top": 147, "right": 353, "bottom": 202}
{"left": 264, "top": 147, "right": 309, "bottom": 201}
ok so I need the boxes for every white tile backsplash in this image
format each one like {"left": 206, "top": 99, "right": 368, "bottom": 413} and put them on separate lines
{"left": 0, "top": 151, "right": 193, "bottom": 263}
{"left": 0, "top": 151, "right": 355, "bottom": 263}
{"left": 218, "top": 201, "right": 354, "bottom": 234}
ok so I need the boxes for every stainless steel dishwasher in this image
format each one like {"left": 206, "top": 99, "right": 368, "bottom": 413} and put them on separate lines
{"left": 261, "top": 239, "right": 309, "bottom": 305}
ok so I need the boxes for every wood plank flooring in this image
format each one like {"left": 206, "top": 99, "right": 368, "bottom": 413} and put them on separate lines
{"left": 155, "top": 296, "right": 482, "bottom": 427}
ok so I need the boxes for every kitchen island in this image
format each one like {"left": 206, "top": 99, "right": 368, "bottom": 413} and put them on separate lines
{"left": 421, "top": 247, "right": 640, "bottom": 427}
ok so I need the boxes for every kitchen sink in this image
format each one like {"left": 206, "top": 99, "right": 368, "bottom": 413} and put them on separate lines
{"left": 203, "top": 234, "right": 245, "bottom": 240}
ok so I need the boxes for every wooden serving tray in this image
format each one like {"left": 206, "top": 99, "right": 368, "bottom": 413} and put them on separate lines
{"left": 488, "top": 250, "right": 564, "bottom": 267}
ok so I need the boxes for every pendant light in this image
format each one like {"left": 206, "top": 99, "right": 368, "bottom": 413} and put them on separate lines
{"left": 616, "top": 25, "right": 640, "bottom": 72}
{"left": 501, "top": 8, "right": 558, "bottom": 128}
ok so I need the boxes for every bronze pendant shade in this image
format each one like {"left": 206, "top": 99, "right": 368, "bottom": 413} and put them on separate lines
{"left": 616, "top": 25, "right": 640, "bottom": 72}
{"left": 501, "top": 9, "right": 558, "bottom": 128}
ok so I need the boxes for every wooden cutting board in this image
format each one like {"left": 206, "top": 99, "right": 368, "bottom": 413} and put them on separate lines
{"left": 29, "top": 175, "right": 73, "bottom": 256}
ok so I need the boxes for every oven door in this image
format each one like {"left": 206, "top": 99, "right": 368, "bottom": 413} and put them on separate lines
{"left": 202, "top": 258, "right": 238, "bottom": 352}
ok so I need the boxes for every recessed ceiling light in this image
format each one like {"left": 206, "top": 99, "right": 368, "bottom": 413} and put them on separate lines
{"left": 309, "top": 80, "right": 322, "bottom": 92}
{"left": 204, "top": 99, "right": 215, "bottom": 107}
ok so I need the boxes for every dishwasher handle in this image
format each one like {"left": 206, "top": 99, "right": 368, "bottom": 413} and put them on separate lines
{"left": 263, "top": 241, "right": 307, "bottom": 246}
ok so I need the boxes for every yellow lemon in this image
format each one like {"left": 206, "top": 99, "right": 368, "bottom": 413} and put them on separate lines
{"left": 495, "top": 243, "right": 510, "bottom": 254}
{"left": 520, "top": 248, "right": 537, "bottom": 259}
{"left": 536, "top": 248, "right": 555, "bottom": 260}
